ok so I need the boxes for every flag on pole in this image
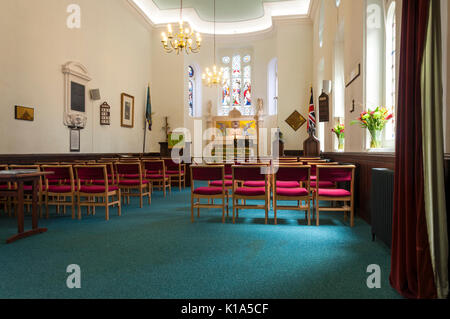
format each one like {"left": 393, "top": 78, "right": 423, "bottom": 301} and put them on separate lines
{"left": 145, "top": 85, "right": 152, "bottom": 131}
{"left": 307, "top": 88, "right": 316, "bottom": 135}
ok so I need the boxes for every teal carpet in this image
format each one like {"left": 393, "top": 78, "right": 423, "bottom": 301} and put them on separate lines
{"left": 0, "top": 187, "right": 401, "bottom": 299}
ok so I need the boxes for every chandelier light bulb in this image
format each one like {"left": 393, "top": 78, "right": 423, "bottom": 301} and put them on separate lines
{"left": 160, "top": 1, "right": 201, "bottom": 55}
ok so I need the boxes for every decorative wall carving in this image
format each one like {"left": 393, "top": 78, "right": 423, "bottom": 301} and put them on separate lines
{"left": 62, "top": 61, "right": 91, "bottom": 128}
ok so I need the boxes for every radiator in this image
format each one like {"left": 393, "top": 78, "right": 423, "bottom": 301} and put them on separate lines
{"left": 370, "top": 168, "right": 394, "bottom": 248}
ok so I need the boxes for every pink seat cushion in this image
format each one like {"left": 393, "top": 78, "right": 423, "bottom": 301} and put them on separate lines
{"left": 243, "top": 181, "right": 267, "bottom": 187}
{"left": 225, "top": 174, "right": 233, "bottom": 180}
{"left": 276, "top": 187, "right": 308, "bottom": 197}
{"left": 166, "top": 170, "right": 184, "bottom": 175}
{"left": 234, "top": 187, "right": 266, "bottom": 196}
{"left": 311, "top": 175, "right": 316, "bottom": 180}
{"left": 23, "top": 185, "right": 45, "bottom": 192}
{"left": 146, "top": 174, "right": 165, "bottom": 179}
{"left": 193, "top": 187, "right": 224, "bottom": 195}
{"left": 123, "top": 174, "right": 140, "bottom": 179}
{"left": 146, "top": 170, "right": 159, "bottom": 175}
{"left": 119, "top": 180, "right": 150, "bottom": 186}
{"left": 276, "top": 181, "right": 300, "bottom": 188}
{"left": 318, "top": 188, "right": 351, "bottom": 197}
{"left": 79, "top": 186, "right": 118, "bottom": 194}
{"left": 92, "top": 179, "right": 114, "bottom": 185}
{"left": 310, "top": 181, "right": 335, "bottom": 188}
{"left": 0, "top": 184, "right": 9, "bottom": 190}
{"left": 47, "top": 185, "right": 75, "bottom": 193}
{"left": 209, "top": 180, "right": 233, "bottom": 187}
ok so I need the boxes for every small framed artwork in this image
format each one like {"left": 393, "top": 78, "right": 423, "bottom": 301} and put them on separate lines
{"left": 70, "top": 129, "right": 80, "bottom": 152}
{"left": 121, "top": 93, "right": 134, "bottom": 128}
{"left": 345, "top": 63, "right": 361, "bottom": 88}
{"left": 15, "top": 106, "right": 34, "bottom": 121}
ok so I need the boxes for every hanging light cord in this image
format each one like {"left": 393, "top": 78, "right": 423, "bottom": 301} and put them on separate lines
{"left": 213, "top": 0, "right": 216, "bottom": 66}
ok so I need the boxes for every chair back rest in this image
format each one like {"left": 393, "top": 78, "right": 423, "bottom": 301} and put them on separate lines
{"left": 75, "top": 165, "right": 107, "bottom": 182}
{"left": 191, "top": 165, "right": 224, "bottom": 181}
{"left": 9, "top": 165, "right": 40, "bottom": 171}
{"left": 306, "top": 162, "right": 335, "bottom": 175}
{"left": 116, "top": 162, "right": 142, "bottom": 177}
{"left": 317, "top": 165, "right": 355, "bottom": 183}
{"left": 41, "top": 165, "right": 73, "bottom": 184}
{"left": 142, "top": 160, "right": 164, "bottom": 172}
{"left": 276, "top": 165, "right": 310, "bottom": 182}
{"left": 232, "top": 165, "right": 267, "bottom": 181}
{"left": 162, "top": 158, "right": 181, "bottom": 171}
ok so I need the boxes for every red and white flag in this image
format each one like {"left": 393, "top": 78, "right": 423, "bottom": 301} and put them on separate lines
{"left": 307, "top": 88, "right": 316, "bottom": 135}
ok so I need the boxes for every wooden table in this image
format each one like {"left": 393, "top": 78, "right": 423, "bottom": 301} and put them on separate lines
{"left": 0, "top": 170, "right": 52, "bottom": 244}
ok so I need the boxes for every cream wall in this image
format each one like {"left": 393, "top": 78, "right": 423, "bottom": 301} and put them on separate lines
{"left": 0, "top": 0, "right": 152, "bottom": 154}
{"left": 311, "top": 0, "right": 450, "bottom": 154}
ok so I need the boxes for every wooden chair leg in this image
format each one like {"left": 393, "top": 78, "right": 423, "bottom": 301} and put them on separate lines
{"left": 191, "top": 195, "right": 194, "bottom": 223}
{"left": 232, "top": 197, "right": 236, "bottom": 224}
{"left": 45, "top": 194, "right": 49, "bottom": 219}
{"left": 350, "top": 199, "right": 354, "bottom": 227}
{"left": 77, "top": 195, "right": 82, "bottom": 220}
{"left": 222, "top": 196, "right": 225, "bottom": 223}
{"left": 105, "top": 195, "right": 109, "bottom": 221}
{"left": 118, "top": 190, "right": 122, "bottom": 216}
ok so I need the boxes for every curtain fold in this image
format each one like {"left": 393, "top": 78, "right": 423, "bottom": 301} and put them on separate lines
{"left": 421, "top": 0, "right": 449, "bottom": 299}
{"left": 390, "top": 0, "right": 437, "bottom": 299}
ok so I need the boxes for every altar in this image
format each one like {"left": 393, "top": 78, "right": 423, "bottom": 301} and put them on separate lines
{"left": 209, "top": 107, "right": 261, "bottom": 159}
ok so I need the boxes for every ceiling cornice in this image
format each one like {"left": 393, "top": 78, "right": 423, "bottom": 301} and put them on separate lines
{"left": 128, "top": 0, "right": 312, "bottom": 35}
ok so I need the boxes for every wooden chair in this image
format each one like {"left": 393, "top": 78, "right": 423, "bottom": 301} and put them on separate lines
{"left": 232, "top": 165, "right": 270, "bottom": 224}
{"left": 115, "top": 162, "right": 151, "bottom": 208}
{"left": 74, "top": 165, "right": 121, "bottom": 220}
{"left": 9, "top": 165, "right": 44, "bottom": 218}
{"left": 163, "top": 158, "right": 186, "bottom": 191}
{"left": 0, "top": 165, "right": 11, "bottom": 216}
{"left": 142, "top": 160, "right": 171, "bottom": 196}
{"left": 41, "top": 165, "right": 76, "bottom": 219}
{"left": 273, "top": 165, "right": 311, "bottom": 225}
{"left": 313, "top": 165, "right": 356, "bottom": 227}
{"left": 190, "top": 165, "right": 228, "bottom": 223}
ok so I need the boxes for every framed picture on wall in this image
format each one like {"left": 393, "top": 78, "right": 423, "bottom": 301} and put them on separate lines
{"left": 70, "top": 129, "right": 80, "bottom": 152}
{"left": 121, "top": 93, "right": 134, "bottom": 128}
{"left": 15, "top": 105, "right": 35, "bottom": 121}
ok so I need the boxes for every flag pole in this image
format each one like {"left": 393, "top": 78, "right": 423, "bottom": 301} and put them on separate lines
{"left": 143, "top": 83, "right": 149, "bottom": 154}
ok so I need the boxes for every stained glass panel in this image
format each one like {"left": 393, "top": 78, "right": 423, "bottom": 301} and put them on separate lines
{"left": 243, "top": 66, "right": 251, "bottom": 106}
{"left": 232, "top": 78, "right": 241, "bottom": 106}
{"left": 222, "top": 67, "right": 231, "bottom": 107}
{"left": 232, "top": 55, "right": 241, "bottom": 77}
{"left": 188, "top": 80, "right": 193, "bottom": 117}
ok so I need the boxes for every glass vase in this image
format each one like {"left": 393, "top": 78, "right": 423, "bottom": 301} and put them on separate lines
{"left": 338, "top": 136, "right": 344, "bottom": 150}
{"left": 369, "top": 129, "right": 382, "bottom": 149}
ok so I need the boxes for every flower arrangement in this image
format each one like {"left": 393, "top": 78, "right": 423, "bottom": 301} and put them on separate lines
{"left": 351, "top": 107, "right": 393, "bottom": 148}
{"left": 331, "top": 124, "right": 345, "bottom": 150}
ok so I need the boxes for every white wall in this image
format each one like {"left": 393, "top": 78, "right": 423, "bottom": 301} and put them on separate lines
{"left": 0, "top": 0, "right": 152, "bottom": 154}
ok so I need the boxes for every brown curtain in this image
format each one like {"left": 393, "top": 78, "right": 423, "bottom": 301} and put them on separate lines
{"left": 390, "top": 0, "right": 437, "bottom": 299}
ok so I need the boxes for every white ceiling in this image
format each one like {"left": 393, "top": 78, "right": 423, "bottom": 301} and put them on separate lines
{"left": 130, "top": 0, "right": 312, "bottom": 35}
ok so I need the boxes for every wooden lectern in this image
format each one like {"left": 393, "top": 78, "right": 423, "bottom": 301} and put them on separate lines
{"left": 303, "top": 133, "right": 320, "bottom": 157}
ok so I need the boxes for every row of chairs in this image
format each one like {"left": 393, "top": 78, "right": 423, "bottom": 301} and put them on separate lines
{"left": 190, "top": 162, "right": 355, "bottom": 227}
{"left": 0, "top": 158, "right": 186, "bottom": 220}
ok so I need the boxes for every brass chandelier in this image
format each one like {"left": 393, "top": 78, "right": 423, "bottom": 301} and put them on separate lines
{"left": 161, "top": 0, "right": 201, "bottom": 55}
{"left": 202, "top": 0, "right": 223, "bottom": 87}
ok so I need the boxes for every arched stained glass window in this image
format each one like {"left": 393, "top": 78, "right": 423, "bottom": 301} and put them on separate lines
{"left": 219, "top": 54, "right": 252, "bottom": 116}
{"left": 188, "top": 66, "right": 195, "bottom": 117}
